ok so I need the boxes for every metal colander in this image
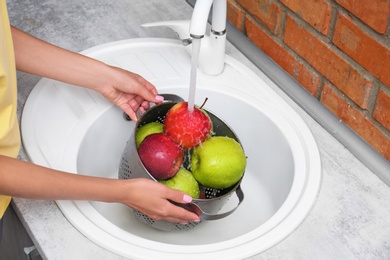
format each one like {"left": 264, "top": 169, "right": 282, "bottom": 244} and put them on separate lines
{"left": 118, "top": 97, "right": 245, "bottom": 231}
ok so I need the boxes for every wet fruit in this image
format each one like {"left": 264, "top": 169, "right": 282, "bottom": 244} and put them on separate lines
{"left": 159, "top": 168, "right": 200, "bottom": 199}
{"left": 138, "top": 133, "right": 183, "bottom": 180}
{"left": 164, "top": 102, "right": 212, "bottom": 149}
{"left": 135, "top": 122, "right": 164, "bottom": 148}
{"left": 191, "top": 136, "right": 246, "bottom": 189}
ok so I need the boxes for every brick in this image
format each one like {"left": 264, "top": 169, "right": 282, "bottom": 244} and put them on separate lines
{"left": 245, "top": 16, "right": 320, "bottom": 95}
{"left": 227, "top": 0, "right": 245, "bottom": 31}
{"left": 284, "top": 15, "right": 373, "bottom": 109}
{"left": 237, "top": 0, "right": 283, "bottom": 35}
{"left": 336, "top": 0, "right": 390, "bottom": 34}
{"left": 321, "top": 83, "right": 390, "bottom": 160}
{"left": 333, "top": 12, "right": 390, "bottom": 88}
{"left": 280, "top": 0, "right": 332, "bottom": 35}
{"left": 374, "top": 90, "right": 390, "bottom": 131}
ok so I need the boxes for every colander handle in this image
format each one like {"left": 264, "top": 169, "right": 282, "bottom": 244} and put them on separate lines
{"left": 188, "top": 185, "right": 244, "bottom": 221}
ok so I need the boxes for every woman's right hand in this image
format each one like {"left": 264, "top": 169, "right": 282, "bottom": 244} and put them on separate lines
{"left": 120, "top": 178, "right": 201, "bottom": 224}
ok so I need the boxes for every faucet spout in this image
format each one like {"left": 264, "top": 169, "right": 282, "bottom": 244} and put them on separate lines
{"left": 189, "top": 0, "right": 227, "bottom": 75}
{"left": 189, "top": 0, "right": 226, "bottom": 37}
{"left": 141, "top": 0, "right": 227, "bottom": 75}
{"left": 189, "top": 0, "right": 213, "bottom": 38}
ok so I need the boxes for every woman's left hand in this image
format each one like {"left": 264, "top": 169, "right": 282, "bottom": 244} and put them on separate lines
{"left": 98, "top": 66, "right": 164, "bottom": 121}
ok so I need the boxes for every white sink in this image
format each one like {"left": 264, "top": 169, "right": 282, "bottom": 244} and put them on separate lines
{"left": 21, "top": 38, "right": 321, "bottom": 259}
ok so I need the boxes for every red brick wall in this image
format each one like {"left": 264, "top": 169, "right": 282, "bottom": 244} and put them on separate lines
{"left": 227, "top": 0, "right": 390, "bottom": 161}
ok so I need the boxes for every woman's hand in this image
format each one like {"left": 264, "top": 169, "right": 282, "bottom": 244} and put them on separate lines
{"left": 0, "top": 156, "right": 200, "bottom": 224}
{"left": 11, "top": 26, "right": 163, "bottom": 121}
{"left": 122, "top": 178, "right": 200, "bottom": 224}
{"left": 97, "top": 66, "right": 164, "bottom": 121}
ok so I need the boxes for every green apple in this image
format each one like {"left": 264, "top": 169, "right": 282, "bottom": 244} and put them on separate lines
{"left": 135, "top": 122, "right": 164, "bottom": 148}
{"left": 159, "top": 168, "right": 200, "bottom": 199}
{"left": 191, "top": 136, "right": 246, "bottom": 189}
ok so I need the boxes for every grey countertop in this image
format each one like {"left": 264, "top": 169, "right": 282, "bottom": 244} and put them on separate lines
{"left": 7, "top": 0, "right": 390, "bottom": 259}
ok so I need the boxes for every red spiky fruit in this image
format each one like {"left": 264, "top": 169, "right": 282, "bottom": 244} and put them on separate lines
{"left": 164, "top": 102, "right": 212, "bottom": 149}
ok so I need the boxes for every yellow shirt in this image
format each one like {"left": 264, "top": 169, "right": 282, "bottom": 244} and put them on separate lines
{"left": 0, "top": 0, "right": 20, "bottom": 219}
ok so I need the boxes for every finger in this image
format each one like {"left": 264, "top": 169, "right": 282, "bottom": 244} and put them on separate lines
{"left": 127, "top": 94, "right": 155, "bottom": 113}
{"left": 159, "top": 204, "right": 200, "bottom": 223}
{"left": 121, "top": 103, "right": 139, "bottom": 122}
{"left": 134, "top": 78, "right": 164, "bottom": 104}
{"left": 133, "top": 76, "right": 160, "bottom": 102}
{"left": 167, "top": 189, "right": 193, "bottom": 204}
{"left": 163, "top": 190, "right": 200, "bottom": 222}
{"left": 140, "top": 101, "right": 150, "bottom": 111}
{"left": 173, "top": 206, "right": 200, "bottom": 223}
{"left": 128, "top": 97, "right": 141, "bottom": 111}
{"left": 137, "top": 76, "right": 158, "bottom": 94}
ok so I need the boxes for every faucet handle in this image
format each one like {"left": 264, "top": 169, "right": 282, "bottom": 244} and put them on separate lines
{"left": 142, "top": 20, "right": 191, "bottom": 42}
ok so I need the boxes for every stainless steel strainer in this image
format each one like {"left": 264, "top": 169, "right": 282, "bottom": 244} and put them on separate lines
{"left": 118, "top": 95, "right": 245, "bottom": 231}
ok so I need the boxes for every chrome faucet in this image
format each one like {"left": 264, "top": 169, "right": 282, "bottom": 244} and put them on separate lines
{"left": 142, "top": 0, "right": 227, "bottom": 75}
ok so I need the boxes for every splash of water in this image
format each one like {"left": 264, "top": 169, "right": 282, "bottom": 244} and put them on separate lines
{"left": 188, "top": 38, "right": 201, "bottom": 112}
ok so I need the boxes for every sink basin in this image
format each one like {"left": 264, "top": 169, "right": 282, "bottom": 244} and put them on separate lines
{"left": 21, "top": 38, "right": 321, "bottom": 259}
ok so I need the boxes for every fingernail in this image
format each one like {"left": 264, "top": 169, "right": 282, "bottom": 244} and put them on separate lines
{"left": 155, "top": 95, "right": 164, "bottom": 101}
{"left": 183, "top": 194, "right": 192, "bottom": 203}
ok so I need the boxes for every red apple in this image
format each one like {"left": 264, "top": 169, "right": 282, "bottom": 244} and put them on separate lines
{"left": 164, "top": 102, "right": 212, "bottom": 149}
{"left": 138, "top": 133, "right": 183, "bottom": 180}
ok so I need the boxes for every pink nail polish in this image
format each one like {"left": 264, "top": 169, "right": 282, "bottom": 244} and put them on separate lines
{"left": 183, "top": 194, "right": 192, "bottom": 203}
{"left": 155, "top": 95, "right": 164, "bottom": 101}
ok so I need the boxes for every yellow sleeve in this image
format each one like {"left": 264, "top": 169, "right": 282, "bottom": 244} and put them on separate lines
{"left": 0, "top": 0, "right": 21, "bottom": 218}
{"left": 0, "top": 195, "right": 11, "bottom": 219}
